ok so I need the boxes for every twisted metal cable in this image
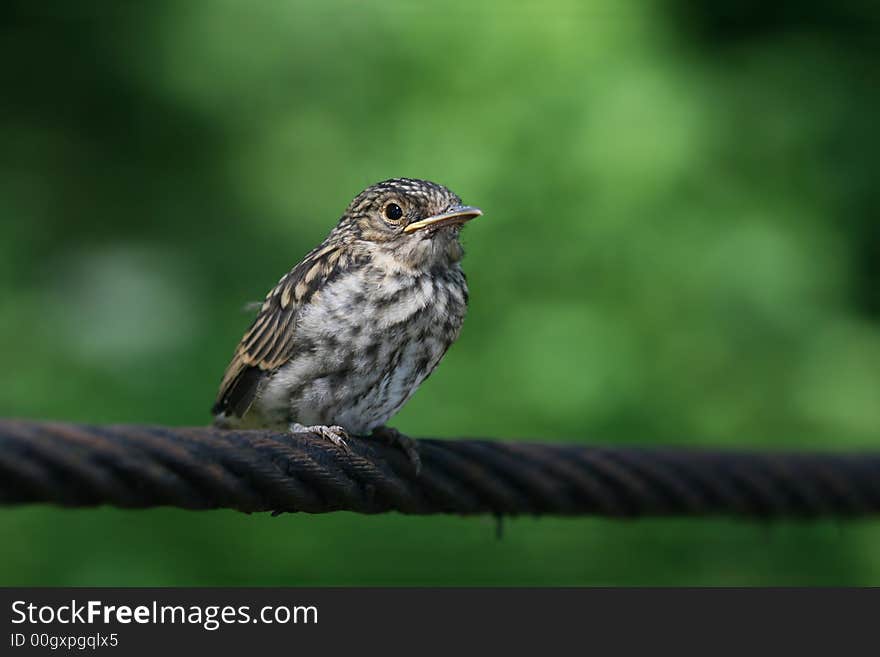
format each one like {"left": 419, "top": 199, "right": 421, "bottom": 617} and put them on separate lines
{"left": 1, "top": 419, "right": 879, "bottom": 517}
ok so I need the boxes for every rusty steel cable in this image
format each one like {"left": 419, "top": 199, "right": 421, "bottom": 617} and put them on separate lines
{"left": 0, "top": 419, "right": 879, "bottom": 518}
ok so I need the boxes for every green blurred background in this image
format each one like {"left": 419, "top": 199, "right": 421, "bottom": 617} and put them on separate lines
{"left": 2, "top": 1, "right": 879, "bottom": 585}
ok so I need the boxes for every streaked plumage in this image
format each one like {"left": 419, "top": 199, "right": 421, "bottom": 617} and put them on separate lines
{"left": 213, "top": 178, "right": 482, "bottom": 449}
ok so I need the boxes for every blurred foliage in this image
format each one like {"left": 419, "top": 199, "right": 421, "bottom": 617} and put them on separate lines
{"left": 1, "top": 0, "right": 879, "bottom": 585}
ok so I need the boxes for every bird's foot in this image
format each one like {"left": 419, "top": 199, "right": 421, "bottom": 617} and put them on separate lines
{"left": 371, "top": 426, "right": 422, "bottom": 475}
{"left": 289, "top": 423, "right": 351, "bottom": 452}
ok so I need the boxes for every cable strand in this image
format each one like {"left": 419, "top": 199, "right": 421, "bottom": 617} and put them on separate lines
{"left": 1, "top": 420, "right": 879, "bottom": 518}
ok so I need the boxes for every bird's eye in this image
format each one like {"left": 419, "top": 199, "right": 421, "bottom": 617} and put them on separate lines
{"left": 383, "top": 203, "right": 403, "bottom": 222}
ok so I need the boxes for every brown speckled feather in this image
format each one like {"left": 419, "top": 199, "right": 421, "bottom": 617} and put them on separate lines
{"left": 212, "top": 243, "right": 348, "bottom": 417}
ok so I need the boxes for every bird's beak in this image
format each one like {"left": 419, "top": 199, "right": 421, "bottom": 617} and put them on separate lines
{"left": 403, "top": 205, "right": 483, "bottom": 233}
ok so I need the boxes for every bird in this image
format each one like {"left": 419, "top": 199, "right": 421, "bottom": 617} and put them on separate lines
{"left": 212, "top": 177, "right": 483, "bottom": 471}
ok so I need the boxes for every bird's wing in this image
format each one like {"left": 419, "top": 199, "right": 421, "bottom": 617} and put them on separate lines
{"left": 212, "top": 244, "right": 348, "bottom": 418}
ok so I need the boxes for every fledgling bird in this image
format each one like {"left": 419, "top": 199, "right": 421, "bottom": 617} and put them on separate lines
{"left": 212, "top": 178, "right": 482, "bottom": 468}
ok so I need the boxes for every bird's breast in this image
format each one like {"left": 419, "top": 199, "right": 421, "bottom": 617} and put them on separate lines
{"left": 256, "top": 264, "right": 468, "bottom": 432}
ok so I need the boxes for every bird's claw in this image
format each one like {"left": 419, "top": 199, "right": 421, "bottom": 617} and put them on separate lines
{"left": 371, "top": 426, "right": 422, "bottom": 475}
{"left": 290, "top": 423, "right": 351, "bottom": 452}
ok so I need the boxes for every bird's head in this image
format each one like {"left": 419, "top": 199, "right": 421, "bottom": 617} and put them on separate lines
{"left": 335, "top": 178, "right": 482, "bottom": 270}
